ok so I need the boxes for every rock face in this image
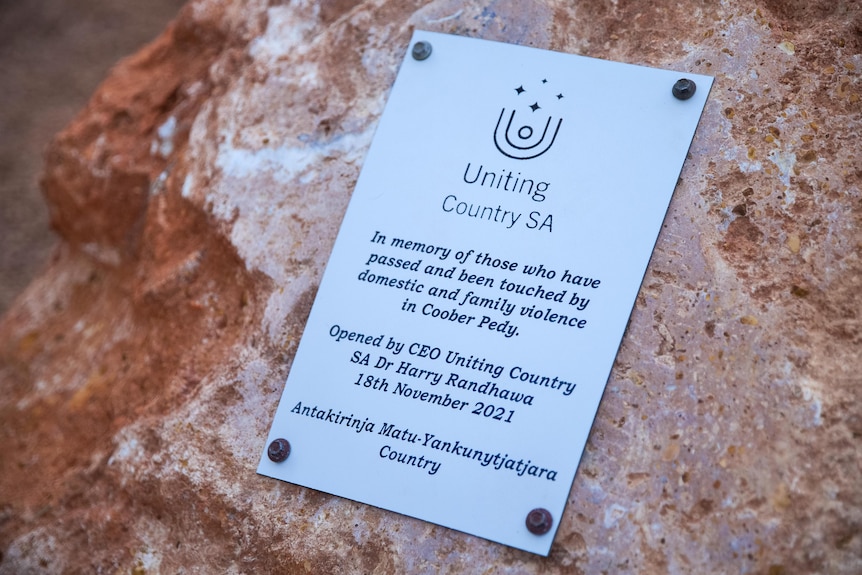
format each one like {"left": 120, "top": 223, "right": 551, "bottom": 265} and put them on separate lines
{"left": 1, "top": 0, "right": 860, "bottom": 572}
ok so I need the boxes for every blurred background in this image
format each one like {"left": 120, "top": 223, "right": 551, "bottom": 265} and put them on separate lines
{"left": 0, "top": 0, "right": 184, "bottom": 314}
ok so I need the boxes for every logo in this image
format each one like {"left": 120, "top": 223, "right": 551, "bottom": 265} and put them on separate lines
{"left": 494, "top": 79, "right": 564, "bottom": 160}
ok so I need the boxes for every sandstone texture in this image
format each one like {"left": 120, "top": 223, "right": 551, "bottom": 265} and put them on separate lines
{"left": 1, "top": 0, "right": 860, "bottom": 573}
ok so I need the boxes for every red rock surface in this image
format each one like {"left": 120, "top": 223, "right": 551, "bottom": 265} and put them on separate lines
{"left": 0, "top": 0, "right": 184, "bottom": 313}
{"left": 1, "top": 0, "right": 860, "bottom": 573}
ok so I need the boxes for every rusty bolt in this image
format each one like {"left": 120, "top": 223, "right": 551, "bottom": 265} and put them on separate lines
{"left": 412, "top": 41, "right": 432, "bottom": 61}
{"left": 525, "top": 508, "right": 553, "bottom": 535}
{"left": 267, "top": 438, "right": 291, "bottom": 463}
{"left": 672, "top": 78, "right": 697, "bottom": 100}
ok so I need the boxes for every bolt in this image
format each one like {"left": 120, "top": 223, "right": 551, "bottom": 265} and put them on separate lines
{"left": 525, "top": 508, "right": 553, "bottom": 535}
{"left": 672, "top": 78, "right": 697, "bottom": 100}
{"left": 412, "top": 41, "right": 432, "bottom": 61}
{"left": 267, "top": 438, "right": 291, "bottom": 463}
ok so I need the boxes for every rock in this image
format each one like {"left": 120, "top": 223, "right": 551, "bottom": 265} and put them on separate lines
{"left": 1, "top": 0, "right": 860, "bottom": 573}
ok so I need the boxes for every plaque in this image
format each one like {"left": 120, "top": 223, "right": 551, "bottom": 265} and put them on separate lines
{"left": 258, "top": 31, "right": 712, "bottom": 555}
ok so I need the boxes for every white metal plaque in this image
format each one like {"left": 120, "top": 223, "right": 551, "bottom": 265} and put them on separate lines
{"left": 258, "top": 31, "right": 712, "bottom": 555}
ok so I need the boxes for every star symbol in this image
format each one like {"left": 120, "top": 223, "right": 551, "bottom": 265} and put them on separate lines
{"left": 515, "top": 85, "right": 525, "bottom": 95}
{"left": 542, "top": 79, "right": 548, "bottom": 84}
{"left": 556, "top": 93, "right": 564, "bottom": 99}
{"left": 529, "top": 102, "right": 541, "bottom": 112}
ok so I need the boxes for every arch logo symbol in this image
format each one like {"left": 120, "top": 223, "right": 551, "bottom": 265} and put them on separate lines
{"left": 494, "top": 79, "right": 564, "bottom": 160}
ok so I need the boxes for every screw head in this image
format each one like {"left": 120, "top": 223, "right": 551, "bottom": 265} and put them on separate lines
{"left": 412, "top": 41, "right": 432, "bottom": 61}
{"left": 267, "top": 438, "right": 291, "bottom": 463}
{"left": 672, "top": 78, "right": 697, "bottom": 100}
{"left": 525, "top": 508, "right": 553, "bottom": 535}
